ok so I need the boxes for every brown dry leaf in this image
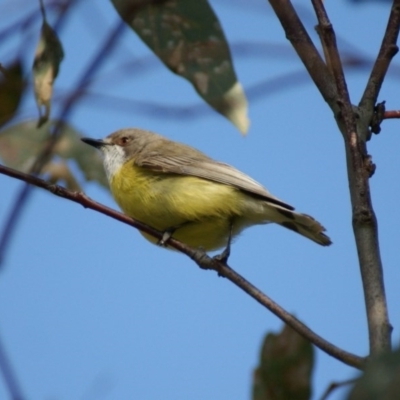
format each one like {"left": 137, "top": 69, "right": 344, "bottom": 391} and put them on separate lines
{"left": 32, "top": 21, "right": 64, "bottom": 128}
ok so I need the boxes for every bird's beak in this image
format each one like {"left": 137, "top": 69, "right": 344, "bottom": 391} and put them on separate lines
{"left": 81, "top": 138, "right": 109, "bottom": 148}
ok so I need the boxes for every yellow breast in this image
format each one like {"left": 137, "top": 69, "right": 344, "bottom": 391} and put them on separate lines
{"left": 108, "top": 160, "right": 250, "bottom": 250}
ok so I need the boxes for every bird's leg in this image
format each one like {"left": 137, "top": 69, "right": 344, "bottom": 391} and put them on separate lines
{"left": 214, "top": 220, "right": 234, "bottom": 265}
{"left": 158, "top": 222, "right": 188, "bottom": 246}
{"left": 158, "top": 227, "right": 176, "bottom": 247}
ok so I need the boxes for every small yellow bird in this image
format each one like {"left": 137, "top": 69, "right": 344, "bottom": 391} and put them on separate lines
{"left": 82, "top": 128, "right": 331, "bottom": 258}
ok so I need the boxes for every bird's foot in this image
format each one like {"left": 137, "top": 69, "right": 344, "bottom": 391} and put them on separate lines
{"left": 158, "top": 228, "right": 175, "bottom": 247}
{"left": 213, "top": 244, "right": 230, "bottom": 265}
{"left": 212, "top": 221, "right": 233, "bottom": 274}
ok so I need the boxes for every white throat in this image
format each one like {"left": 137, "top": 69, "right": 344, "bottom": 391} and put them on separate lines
{"left": 101, "top": 145, "right": 126, "bottom": 182}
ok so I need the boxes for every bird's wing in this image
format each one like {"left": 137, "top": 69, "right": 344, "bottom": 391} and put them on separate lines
{"left": 134, "top": 145, "right": 294, "bottom": 210}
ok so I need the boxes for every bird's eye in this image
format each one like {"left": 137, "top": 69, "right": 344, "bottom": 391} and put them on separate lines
{"left": 118, "top": 136, "right": 130, "bottom": 146}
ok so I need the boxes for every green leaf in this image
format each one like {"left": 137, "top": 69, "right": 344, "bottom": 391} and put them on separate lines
{"left": 0, "top": 61, "right": 25, "bottom": 128}
{"left": 32, "top": 21, "right": 64, "bottom": 128}
{"left": 0, "top": 121, "right": 108, "bottom": 189}
{"left": 111, "top": 0, "right": 249, "bottom": 134}
{"left": 347, "top": 348, "right": 400, "bottom": 400}
{"left": 252, "top": 324, "right": 314, "bottom": 400}
{"left": 0, "top": 120, "right": 48, "bottom": 171}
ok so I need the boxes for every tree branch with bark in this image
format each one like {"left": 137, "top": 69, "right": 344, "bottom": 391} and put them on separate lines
{"left": 0, "top": 162, "right": 365, "bottom": 369}
{"left": 268, "top": 0, "right": 400, "bottom": 357}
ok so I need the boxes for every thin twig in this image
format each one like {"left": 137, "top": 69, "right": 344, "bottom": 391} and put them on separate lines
{"left": 267, "top": 0, "right": 338, "bottom": 111}
{"left": 311, "top": 0, "right": 353, "bottom": 111}
{"left": 0, "top": 331, "right": 25, "bottom": 400}
{"left": 311, "top": 0, "right": 391, "bottom": 355}
{"left": 0, "top": 20, "right": 126, "bottom": 267}
{"left": 39, "top": 0, "right": 46, "bottom": 21}
{"left": 0, "top": 3, "right": 80, "bottom": 399}
{"left": 383, "top": 110, "right": 400, "bottom": 119}
{"left": 0, "top": 163, "right": 366, "bottom": 370}
{"left": 319, "top": 378, "right": 358, "bottom": 400}
{"left": 359, "top": 0, "right": 400, "bottom": 111}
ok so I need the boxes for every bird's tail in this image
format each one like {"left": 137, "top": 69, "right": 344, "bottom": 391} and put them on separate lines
{"left": 269, "top": 205, "right": 332, "bottom": 246}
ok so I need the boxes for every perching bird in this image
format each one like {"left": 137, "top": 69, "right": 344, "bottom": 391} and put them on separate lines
{"left": 82, "top": 129, "right": 331, "bottom": 258}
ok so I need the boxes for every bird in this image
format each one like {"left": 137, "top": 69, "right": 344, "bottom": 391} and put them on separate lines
{"left": 81, "top": 128, "right": 331, "bottom": 259}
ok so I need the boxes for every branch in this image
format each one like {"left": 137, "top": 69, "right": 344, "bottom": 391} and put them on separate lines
{"left": 0, "top": 331, "right": 25, "bottom": 400}
{"left": 0, "top": 163, "right": 365, "bottom": 370}
{"left": 311, "top": 0, "right": 391, "bottom": 355}
{"left": 383, "top": 110, "right": 400, "bottom": 119}
{"left": 311, "top": 0, "right": 353, "bottom": 113}
{"left": 359, "top": 0, "right": 400, "bottom": 111}
{"left": 319, "top": 378, "right": 358, "bottom": 400}
{"left": 267, "top": 0, "right": 339, "bottom": 112}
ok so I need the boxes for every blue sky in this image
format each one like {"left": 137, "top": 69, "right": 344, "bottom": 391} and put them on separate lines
{"left": 0, "top": 1, "right": 399, "bottom": 399}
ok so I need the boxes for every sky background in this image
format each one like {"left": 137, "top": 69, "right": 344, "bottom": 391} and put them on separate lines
{"left": 1, "top": 0, "right": 399, "bottom": 399}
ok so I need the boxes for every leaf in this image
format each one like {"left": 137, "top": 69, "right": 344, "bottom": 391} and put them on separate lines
{"left": 53, "top": 123, "right": 109, "bottom": 189}
{"left": 32, "top": 21, "right": 64, "bottom": 128}
{"left": 111, "top": 0, "right": 249, "bottom": 134}
{"left": 347, "top": 348, "right": 400, "bottom": 400}
{"left": 0, "top": 121, "right": 48, "bottom": 171}
{"left": 252, "top": 324, "right": 314, "bottom": 400}
{"left": 43, "top": 161, "right": 82, "bottom": 191}
{"left": 0, "top": 61, "right": 25, "bottom": 128}
{"left": 0, "top": 121, "right": 108, "bottom": 189}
